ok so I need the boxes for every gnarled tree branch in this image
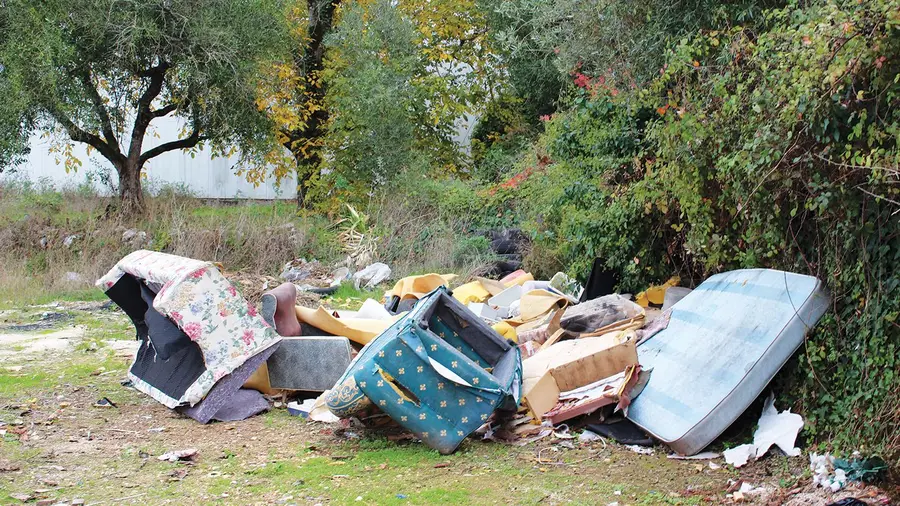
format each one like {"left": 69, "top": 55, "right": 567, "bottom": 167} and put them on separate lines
{"left": 78, "top": 67, "right": 120, "bottom": 151}
{"left": 139, "top": 105, "right": 203, "bottom": 164}
{"left": 150, "top": 103, "right": 178, "bottom": 118}
{"left": 127, "top": 60, "right": 170, "bottom": 162}
{"left": 47, "top": 106, "right": 126, "bottom": 167}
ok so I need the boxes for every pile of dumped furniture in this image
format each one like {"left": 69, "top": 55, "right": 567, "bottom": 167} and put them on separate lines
{"left": 97, "top": 249, "right": 830, "bottom": 457}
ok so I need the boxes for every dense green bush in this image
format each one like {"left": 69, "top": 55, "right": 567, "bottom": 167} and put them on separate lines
{"left": 513, "top": 0, "right": 899, "bottom": 456}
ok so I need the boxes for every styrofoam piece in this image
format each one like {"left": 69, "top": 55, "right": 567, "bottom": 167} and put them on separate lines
{"left": 287, "top": 399, "right": 316, "bottom": 417}
{"left": 626, "top": 269, "right": 829, "bottom": 455}
{"left": 521, "top": 281, "right": 550, "bottom": 293}
{"left": 357, "top": 298, "right": 393, "bottom": 321}
{"left": 468, "top": 302, "right": 501, "bottom": 322}
{"left": 489, "top": 285, "right": 524, "bottom": 309}
{"left": 508, "top": 300, "right": 521, "bottom": 318}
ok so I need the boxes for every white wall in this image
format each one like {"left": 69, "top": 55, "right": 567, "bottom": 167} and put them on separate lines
{"left": 8, "top": 105, "right": 478, "bottom": 198}
{"left": 8, "top": 115, "right": 297, "bottom": 199}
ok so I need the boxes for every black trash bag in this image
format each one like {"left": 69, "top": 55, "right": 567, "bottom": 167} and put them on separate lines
{"left": 489, "top": 228, "right": 529, "bottom": 255}
{"left": 587, "top": 418, "right": 654, "bottom": 447}
{"left": 579, "top": 258, "right": 619, "bottom": 302}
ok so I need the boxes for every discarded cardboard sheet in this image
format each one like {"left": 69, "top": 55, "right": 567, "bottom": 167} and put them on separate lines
{"left": 667, "top": 451, "right": 722, "bottom": 460}
{"left": 521, "top": 332, "right": 638, "bottom": 419}
{"left": 542, "top": 365, "right": 643, "bottom": 424}
{"left": 515, "top": 289, "right": 567, "bottom": 322}
{"left": 295, "top": 306, "right": 391, "bottom": 345}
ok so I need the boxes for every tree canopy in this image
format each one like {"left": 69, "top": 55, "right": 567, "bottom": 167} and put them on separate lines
{"left": 0, "top": 0, "right": 288, "bottom": 214}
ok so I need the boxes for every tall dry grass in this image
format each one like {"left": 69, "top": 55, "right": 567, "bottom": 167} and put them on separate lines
{"left": 0, "top": 180, "right": 499, "bottom": 303}
{"left": 0, "top": 182, "right": 338, "bottom": 302}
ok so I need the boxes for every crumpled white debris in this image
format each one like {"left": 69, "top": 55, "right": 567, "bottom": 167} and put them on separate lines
{"left": 810, "top": 452, "right": 847, "bottom": 492}
{"left": 158, "top": 448, "right": 198, "bottom": 462}
{"left": 578, "top": 430, "right": 604, "bottom": 443}
{"left": 308, "top": 392, "right": 340, "bottom": 423}
{"left": 352, "top": 263, "right": 392, "bottom": 289}
{"left": 724, "top": 444, "right": 756, "bottom": 468}
{"left": 357, "top": 298, "right": 393, "bottom": 321}
{"left": 626, "top": 444, "right": 654, "bottom": 455}
{"left": 724, "top": 393, "right": 803, "bottom": 468}
{"left": 754, "top": 393, "right": 803, "bottom": 457}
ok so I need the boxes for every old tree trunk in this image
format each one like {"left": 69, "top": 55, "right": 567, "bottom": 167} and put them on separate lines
{"left": 51, "top": 62, "right": 202, "bottom": 217}
{"left": 116, "top": 159, "right": 146, "bottom": 216}
{"left": 283, "top": 0, "right": 340, "bottom": 209}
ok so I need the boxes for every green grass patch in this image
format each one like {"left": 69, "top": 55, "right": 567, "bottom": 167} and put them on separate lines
{"left": 324, "top": 282, "right": 385, "bottom": 310}
{"left": 0, "top": 288, "right": 107, "bottom": 309}
{"left": 0, "top": 369, "right": 52, "bottom": 397}
{"left": 189, "top": 201, "right": 298, "bottom": 220}
{"left": 0, "top": 354, "right": 125, "bottom": 397}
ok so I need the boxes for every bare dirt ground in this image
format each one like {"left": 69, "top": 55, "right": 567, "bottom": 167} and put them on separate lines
{"left": 0, "top": 302, "right": 895, "bottom": 506}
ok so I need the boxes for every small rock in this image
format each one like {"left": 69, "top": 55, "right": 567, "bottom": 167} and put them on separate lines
{"left": 63, "top": 235, "right": 79, "bottom": 248}
{"left": 71, "top": 500, "right": 85, "bottom": 506}
{"left": 10, "top": 492, "right": 32, "bottom": 502}
{"left": 36, "top": 500, "right": 55, "bottom": 506}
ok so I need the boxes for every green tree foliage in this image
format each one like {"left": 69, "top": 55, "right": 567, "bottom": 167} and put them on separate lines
{"left": 477, "top": 0, "right": 560, "bottom": 119}
{"left": 322, "top": 0, "right": 431, "bottom": 198}
{"left": 0, "top": 0, "right": 287, "bottom": 215}
{"left": 481, "top": 0, "right": 780, "bottom": 113}
{"left": 317, "top": 0, "right": 492, "bottom": 206}
{"left": 469, "top": 93, "right": 536, "bottom": 183}
{"left": 251, "top": 0, "right": 341, "bottom": 209}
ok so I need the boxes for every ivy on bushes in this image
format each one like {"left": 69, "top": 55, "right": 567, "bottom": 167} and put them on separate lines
{"left": 513, "top": 0, "right": 899, "bottom": 458}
